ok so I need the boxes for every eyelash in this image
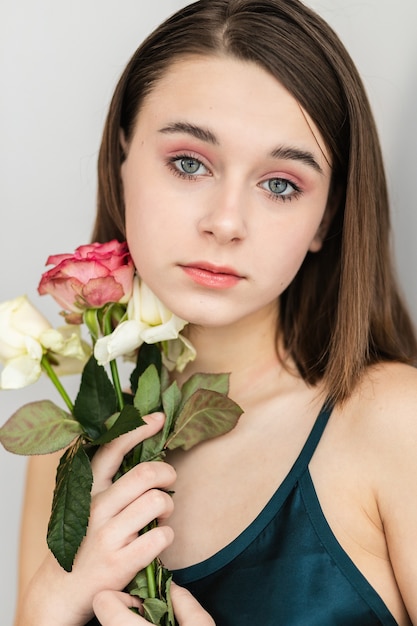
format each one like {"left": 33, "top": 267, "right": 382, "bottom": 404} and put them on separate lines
{"left": 167, "top": 153, "right": 209, "bottom": 181}
{"left": 260, "top": 178, "right": 302, "bottom": 203}
{"left": 167, "top": 153, "right": 303, "bottom": 202}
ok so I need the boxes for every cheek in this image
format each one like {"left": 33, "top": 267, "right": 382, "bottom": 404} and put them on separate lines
{"left": 124, "top": 194, "right": 152, "bottom": 273}
{"left": 125, "top": 199, "right": 180, "bottom": 281}
{"left": 126, "top": 213, "right": 153, "bottom": 275}
{"left": 258, "top": 225, "right": 319, "bottom": 290}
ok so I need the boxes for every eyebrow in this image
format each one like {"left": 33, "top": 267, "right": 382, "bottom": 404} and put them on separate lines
{"left": 159, "top": 122, "right": 219, "bottom": 145}
{"left": 158, "top": 121, "right": 323, "bottom": 174}
{"left": 270, "top": 146, "right": 324, "bottom": 175}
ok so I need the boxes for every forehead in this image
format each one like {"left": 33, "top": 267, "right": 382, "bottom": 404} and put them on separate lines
{"left": 136, "top": 54, "right": 330, "bottom": 167}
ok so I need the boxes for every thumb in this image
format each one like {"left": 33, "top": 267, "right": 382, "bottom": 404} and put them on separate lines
{"left": 171, "top": 583, "right": 216, "bottom": 625}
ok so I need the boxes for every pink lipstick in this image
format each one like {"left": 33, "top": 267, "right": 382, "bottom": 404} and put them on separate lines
{"left": 180, "top": 262, "right": 243, "bottom": 289}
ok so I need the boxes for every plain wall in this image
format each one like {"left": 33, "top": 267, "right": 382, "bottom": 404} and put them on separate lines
{"left": 1, "top": 1, "right": 416, "bottom": 623}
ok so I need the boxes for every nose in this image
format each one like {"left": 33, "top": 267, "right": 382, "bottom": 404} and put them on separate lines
{"left": 197, "top": 181, "right": 248, "bottom": 244}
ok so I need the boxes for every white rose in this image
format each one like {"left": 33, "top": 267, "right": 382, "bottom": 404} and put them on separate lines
{"left": 0, "top": 296, "right": 50, "bottom": 388}
{"left": 161, "top": 335, "right": 197, "bottom": 373}
{"left": 41, "top": 325, "right": 89, "bottom": 361}
{"left": 0, "top": 295, "right": 89, "bottom": 389}
{"left": 40, "top": 325, "right": 91, "bottom": 376}
{"left": 94, "top": 276, "right": 192, "bottom": 367}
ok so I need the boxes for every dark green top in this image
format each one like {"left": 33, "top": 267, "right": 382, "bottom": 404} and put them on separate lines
{"left": 173, "top": 404, "right": 398, "bottom": 625}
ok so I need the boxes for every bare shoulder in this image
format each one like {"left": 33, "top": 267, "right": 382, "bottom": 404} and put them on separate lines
{"left": 347, "top": 361, "right": 417, "bottom": 438}
{"left": 337, "top": 362, "right": 417, "bottom": 511}
{"left": 330, "top": 362, "right": 417, "bottom": 491}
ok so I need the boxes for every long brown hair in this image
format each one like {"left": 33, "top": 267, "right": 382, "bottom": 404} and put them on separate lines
{"left": 92, "top": 0, "right": 417, "bottom": 403}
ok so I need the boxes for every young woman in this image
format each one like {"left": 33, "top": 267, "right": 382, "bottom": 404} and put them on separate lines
{"left": 14, "top": 1, "right": 417, "bottom": 624}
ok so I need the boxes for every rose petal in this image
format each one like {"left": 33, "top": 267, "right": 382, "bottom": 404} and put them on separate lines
{"left": 94, "top": 320, "right": 147, "bottom": 365}
{"left": 24, "top": 336, "right": 44, "bottom": 361}
{"left": 0, "top": 296, "right": 51, "bottom": 361}
{"left": 81, "top": 277, "right": 124, "bottom": 308}
{"left": 162, "top": 335, "right": 196, "bottom": 372}
{"left": 0, "top": 355, "right": 42, "bottom": 389}
{"left": 40, "top": 327, "right": 90, "bottom": 361}
{"left": 140, "top": 314, "right": 187, "bottom": 344}
{"left": 52, "top": 355, "right": 89, "bottom": 377}
{"left": 39, "top": 242, "right": 134, "bottom": 313}
{"left": 38, "top": 276, "right": 86, "bottom": 312}
{"left": 139, "top": 280, "right": 164, "bottom": 325}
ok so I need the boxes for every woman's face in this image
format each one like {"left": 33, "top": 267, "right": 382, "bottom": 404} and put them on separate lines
{"left": 122, "top": 55, "right": 332, "bottom": 329}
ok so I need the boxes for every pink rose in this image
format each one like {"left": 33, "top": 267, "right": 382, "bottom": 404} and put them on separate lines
{"left": 38, "top": 241, "right": 134, "bottom": 323}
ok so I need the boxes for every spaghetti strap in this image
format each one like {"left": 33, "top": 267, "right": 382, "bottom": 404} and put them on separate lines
{"left": 289, "top": 401, "right": 333, "bottom": 483}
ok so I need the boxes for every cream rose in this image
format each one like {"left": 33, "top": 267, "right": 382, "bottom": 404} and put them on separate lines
{"left": 0, "top": 296, "right": 89, "bottom": 389}
{"left": 94, "top": 277, "right": 193, "bottom": 369}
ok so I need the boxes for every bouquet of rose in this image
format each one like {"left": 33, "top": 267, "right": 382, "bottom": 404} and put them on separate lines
{"left": 0, "top": 240, "right": 242, "bottom": 625}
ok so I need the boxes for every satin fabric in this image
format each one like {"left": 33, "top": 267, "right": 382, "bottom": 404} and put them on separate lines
{"left": 173, "top": 405, "right": 398, "bottom": 625}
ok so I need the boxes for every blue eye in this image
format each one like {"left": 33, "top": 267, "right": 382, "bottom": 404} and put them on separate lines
{"left": 170, "top": 155, "right": 208, "bottom": 177}
{"left": 261, "top": 177, "right": 300, "bottom": 201}
{"left": 269, "top": 179, "right": 289, "bottom": 194}
{"left": 180, "top": 157, "right": 200, "bottom": 174}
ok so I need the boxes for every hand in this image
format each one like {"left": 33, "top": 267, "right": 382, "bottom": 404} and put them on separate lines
{"left": 17, "top": 412, "right": 176, "bottom": 626}
{"left": 93, "top": 584, "right": 216, "bottom": 625}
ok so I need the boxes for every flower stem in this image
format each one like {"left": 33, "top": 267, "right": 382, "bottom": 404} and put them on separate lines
{"left": 138, "top": 523, "right": 157, "bottom": 599}
{"left": 41, "top": 355, "right": 74, "bottom": 413}
{"left": 103, "top": 305, "right": 124, "bottom": 411}
{"left": 146, "top": 559, "right": 157, "bottom": 599}
{"left": 109, "top": 358, "right": 124, "bottom": 411}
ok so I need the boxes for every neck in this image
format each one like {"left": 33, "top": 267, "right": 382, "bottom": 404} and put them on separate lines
{"left": 176, "top": 303, "right": 294, "bottom": 404}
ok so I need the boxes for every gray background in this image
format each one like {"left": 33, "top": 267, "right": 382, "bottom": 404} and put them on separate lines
{"left": 1, "top": 1, "right": 416, "bottom": 623}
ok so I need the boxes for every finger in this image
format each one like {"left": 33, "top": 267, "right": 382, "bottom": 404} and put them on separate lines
{"left": 119, "top": 524, "right": 175, "bottom": 578}
{"left": 91, "top": 460, "right": 176, "bottom": 524}
{"left": 171, "top": 583, "right": 216, "bottom": 625}
{"left": 91, "top": 412, "right": 165, "bottom": 494}
{"left": 93, "top": 590, "right": 144, "bottom": 625}
{"left": 92, "top": 484, "right": 175, "bottom": 554}
{"left": 114, "top": 485, "right": 174, "bottom": 540}
{"left": 73, "top": 518, "right": 174, "bottom": 597}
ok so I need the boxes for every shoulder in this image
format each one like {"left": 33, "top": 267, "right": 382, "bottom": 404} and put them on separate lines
{"left": 346, "top": 361, "right": 417, "bottom": 436}
{"left": 342, "top": 361, "right": 417, "bottom": 504}
{"left": 333, "top": 362, "right": 417, "bottom": 497}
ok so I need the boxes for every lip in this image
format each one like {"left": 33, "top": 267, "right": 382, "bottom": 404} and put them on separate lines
{"left": 180, "top": 262, "right": 244, "bottom": 289}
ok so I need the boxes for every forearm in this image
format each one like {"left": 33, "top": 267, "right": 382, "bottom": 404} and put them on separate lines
{"left": 15, "top": 554, "right": 94, "bottom": 626}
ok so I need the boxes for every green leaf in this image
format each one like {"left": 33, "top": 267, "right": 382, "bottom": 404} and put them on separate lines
{"left": 164, "top": 573, "right": 175, "bottom": 626}
{"left": 47, "top": 441, "right": 93, "bottom": 572}
{"left": 93, "top": 405, "right": 145, "bottom": 445}
{"left": 73, "top": 355, "right": 117, "bottom": 440}
{"left": 179, "top": 372, "right": 230, "bottom": 413}
{"left": 161, "top": 381, "right": 182, "bottom": 423}
{"left": 128, "top": 568, "right": 151, "bottom": 599}
{"left": 166, "top": 389, "right": 243, "bottom": 451}
{"left": 136, "top": 382, "right": 180, "bottom": 463}
{"left": 0, "top": 400, "right": 83, "bottom": 455}
{"left": 160, "top": 364, "right": 171, "bottom": 393}
{"left": 137, "top": 410, "right": 175, "bottom": 463}
{"left": 142, "top": 598, "right": 168, "bottom": 624}
{"left": 137, "top": 431, "right": 165, "bottom": 463}
{"left": 130, "top": 343, "right": 162, "bottom": 394}
{"left": 128, "top": 563, "right": 175, "bottom": 624}
{"left": 134, "top": 365, "right": 161, "bottom": 416}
